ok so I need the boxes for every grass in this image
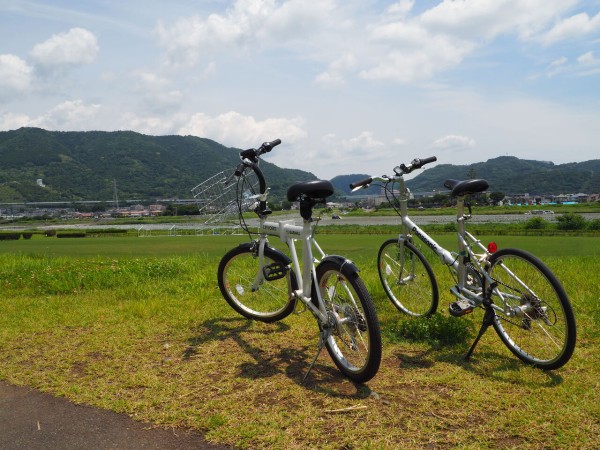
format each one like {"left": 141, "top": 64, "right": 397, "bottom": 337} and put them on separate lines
{"left": 0, "top": 234, "right": 598, "bottom": 448}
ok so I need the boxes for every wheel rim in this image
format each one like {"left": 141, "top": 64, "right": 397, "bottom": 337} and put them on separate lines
{"left": 379, "top": 242, "right": 434, "bottom": 317}
{"left": 489, "top": 254, "right": 570, "bottom": 365}
{"left": 223, "top": 252, "right": 292, "bottom": 319}
{"left": 318, "top": 269, "right": 371, "bottom": 373}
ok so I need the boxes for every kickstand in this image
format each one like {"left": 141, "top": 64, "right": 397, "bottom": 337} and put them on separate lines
{"left": 303, "top": 330, "right": 328, "bottom": 382}
{"left": 465, "top": 306, "right": 495, "bottom": 360}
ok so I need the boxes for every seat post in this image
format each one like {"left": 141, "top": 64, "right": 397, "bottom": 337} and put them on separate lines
{"left": 299, "top": 197, "right": 315, "bottom": 221}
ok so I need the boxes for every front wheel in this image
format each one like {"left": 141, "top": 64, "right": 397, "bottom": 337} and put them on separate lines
{"left": 314, "top": 261, "right": 381, "bottom": 383}
{"left": 487, "top": 248, "right": 576, "bottom": 370}
{"left": 218, "top": 243, "right": 297, "bottom": 322}
{"left": 378, "top": 239, "right": 438, "bottom": 317}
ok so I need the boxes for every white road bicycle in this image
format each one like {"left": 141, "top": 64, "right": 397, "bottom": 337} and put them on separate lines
{"left": 351, "top": 157, "right": 576, "bottom": 370}
{"left": 215, "top": 140, "right": 381, "bottom": 383}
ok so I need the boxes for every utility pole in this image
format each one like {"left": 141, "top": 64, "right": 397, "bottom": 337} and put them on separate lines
{"left": 113, "top": 180, "right": 119, "bottom": 211}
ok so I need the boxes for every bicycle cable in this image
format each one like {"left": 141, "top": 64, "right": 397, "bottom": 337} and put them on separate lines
{"left": 235, "top": 168, "right": 254, "bottom": 239}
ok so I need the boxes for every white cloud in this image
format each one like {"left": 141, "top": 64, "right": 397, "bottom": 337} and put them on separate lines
{"left": 576, "top": 51, "right": 600, "bottom": 76}
{"left": 315, "top": 71, "right": 345, "bottom": 87}
{"left": 203, "top": 61, "right": 217, "bottom": 78}
{"left": 431, "top": 135, "right": 476, "bottom": 151}
{"left": 0, "top": 54, "right": 33, "bottom": 98}
{"left": 342, "top": 131, "right": 385, "bottom": 152}
{"left": 0, "top": 100, "right": 102, "bottom": 131}
{"left": 178, "top": 111, "right": 307, "bottom": 148}
{"left": 35, "top": 100, "right": 102, "bottom": 130}
{"left": 577, "top": 51, "right": 596, "bottom": 65}
{"left": 387, "top": 0, "right": 415, "bottom": 18}
{"left": 360, "top": 0, "right": 580, "bottom": 83}
{"left": 0, "top": 112, "right": 32, "bottom": 130}
{"left": 418, "top": 0, "right": 576, "bottom": 41}
{"left": 539, "top": 11, "right": 600, "bottom": 45}
{"left": 30, "top": 27, "right": 99, "bottom": 69}
{"left": 154, "top": 0, "right": 586, "bottom": 84}
{"left": 132, "top": 72, "right": 184, "bottom": 114}
{"left": 156, "top": 0, "right": 337, "bottom": 66}
{"left": 544, "top": 51, "right": 600, "bottom": 78}
{"left": 124, "top": 114, "right": 181, "bottom": 136}
{"left": 282, "top": 131, "right": 391, "bottom": 174}
{"left": 315, "top": 53, "right": 357, "bottom": 87}
{"left": 360, "top": 35, "right": 474, "bottom": 82}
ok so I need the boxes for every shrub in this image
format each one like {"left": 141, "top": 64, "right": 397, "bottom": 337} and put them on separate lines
{"left": 524, "top": 217, "right": 548, "bottom": 230}
{"left": 587, "top": 219, "right": 600, "bottom": 231}
{"left": 0, "top": 233, "right": 20, "bottom": 241}
{"left": 44, "top": 230, "right": 57, "bottom": 237}
{"left": 443, "top": 222, "right": 457, "bottom": 232}
{"left": 21, "top": 233, "right": 33, "bottom": 239}
{"left": 56, "top": 232, "right": 86, "bottom": 238}
{"left": 557, "top": 213, "right": 587, "bottom": 231}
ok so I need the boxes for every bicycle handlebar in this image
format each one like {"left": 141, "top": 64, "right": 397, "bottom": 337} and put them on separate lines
{"left": 223, "top": 139, "right": 282, "bottom": 186}
{"left": 349, "top": 155, "right": 437, "bottom": 191}
{"left": 398, "top": 156, "right": 437, "bottom": 174}
{"left": 349, "top": 177, "right": 373, "bottom": 191}
{"left": 239, "top": 139, "right": 282, "bottom": 161}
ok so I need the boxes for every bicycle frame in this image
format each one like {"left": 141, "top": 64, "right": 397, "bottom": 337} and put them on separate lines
{"left": 352, "top": 157, "right": 575, "bottom": 369}
{"left": 254, "top": 216, "right": 329, "bottom": 323}
{"left": 390, "top": 175, "right": 512, "bottom": 316}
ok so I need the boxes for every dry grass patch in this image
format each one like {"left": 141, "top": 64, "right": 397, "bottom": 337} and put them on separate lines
{"left": 0, "top": 243, "right": 598, "bottom": 448}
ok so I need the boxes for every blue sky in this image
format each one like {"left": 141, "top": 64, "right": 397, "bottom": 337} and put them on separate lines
{"left": 1, "top": 0, "right": 599, "bottom": 179}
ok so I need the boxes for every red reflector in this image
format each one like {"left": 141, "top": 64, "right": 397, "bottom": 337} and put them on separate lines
{"left": 488, "top": 242, "right": 498, "bottom": 253}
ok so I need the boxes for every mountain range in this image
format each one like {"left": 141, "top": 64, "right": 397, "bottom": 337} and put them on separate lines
{"left": 1, "top": 128, "right": 598, "bottom": 203}
{"left": 0, "top": 128, "right": 315, "bottom": 203}
{"left": 331, "top": 156, "right": 600, "bottom": 196}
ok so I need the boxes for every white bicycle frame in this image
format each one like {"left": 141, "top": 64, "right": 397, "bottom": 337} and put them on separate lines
{"left": 389, "top": 175, "right": 518, "bottom": 317}
{"left": 253, "top": 216, "right": 330, "bottom": 323}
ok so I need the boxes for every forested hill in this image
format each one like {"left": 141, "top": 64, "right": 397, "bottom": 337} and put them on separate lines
{"left": 333, "top": 156, "right": 600, "bottom": 196}
{"left": 0, "top": 128, "right": 316, "bottom": 202}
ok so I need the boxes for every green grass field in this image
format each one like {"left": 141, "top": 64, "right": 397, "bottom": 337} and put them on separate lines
{"left": 0, "top": 234, "right": 598, "bottom": 449}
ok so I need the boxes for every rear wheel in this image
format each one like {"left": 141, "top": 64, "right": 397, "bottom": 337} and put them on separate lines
{"left": 218, "top": 243, "right": 297, "bottom": 322}
{"left": 378, "top": 239, "right": 438, "bottom": 317}
{"left": 487, "top": 248, "right": 576, "bottom": 370}
{"left": 315, "top": 261, "right": 381, "bottom": 383}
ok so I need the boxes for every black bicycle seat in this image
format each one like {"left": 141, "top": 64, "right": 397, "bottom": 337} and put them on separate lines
{"left": 444, "top": 179, "right": 489, "bottom": 197}
{"left": 287, "top": 180, "right": 334, "bottom": 202}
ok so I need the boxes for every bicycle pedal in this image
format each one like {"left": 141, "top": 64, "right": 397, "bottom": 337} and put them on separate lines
{"left": 262, "top": 262, "right": 288, "bottom": 281}
{"left": 449, "top": 299, "right": 475, "bottom": 317}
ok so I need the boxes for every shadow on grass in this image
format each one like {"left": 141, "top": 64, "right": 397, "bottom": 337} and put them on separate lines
{"left": 392, "top": 343, "right": 564, "bottom": 388}
{"left": 386, "top": 314, "right": 564, "bottom": 387}
{"left": 183, "top": 317, "right": 375, "bottom": 399}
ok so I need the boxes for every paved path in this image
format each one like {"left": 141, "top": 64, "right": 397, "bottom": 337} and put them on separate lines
{"left": 0, "top": 381, "right": 231, "bottom": 450}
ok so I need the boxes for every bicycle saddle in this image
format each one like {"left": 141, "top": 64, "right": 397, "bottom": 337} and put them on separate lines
{"left": 287, "top": 180, "right": 334, "bottom": 202}
{"left": 444, "top": 179, "right": 489, "bottom": 197}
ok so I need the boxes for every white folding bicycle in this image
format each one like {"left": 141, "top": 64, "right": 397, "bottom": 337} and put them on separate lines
{"left": 214, "top": 140, "right": 382, "bottom": 382}
{"left": 351, "top": 156, "right": 576, "bottom": 370}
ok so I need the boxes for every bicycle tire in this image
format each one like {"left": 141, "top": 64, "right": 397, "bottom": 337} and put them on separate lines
{"left": 314, "top": 261, "right": 382, "bottom": 383}
{"left": 218, "top": 243, "right": 297, "bottom": 322}
{"left": 487, "top": 248, "right": 576, "bottom": 370}
{"left": 378, "top": 238, "right": 439, "bottom": 317}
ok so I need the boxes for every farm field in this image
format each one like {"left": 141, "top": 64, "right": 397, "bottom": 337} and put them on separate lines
{"left": 0, "top": 234, "right": 598, "bottom": 449}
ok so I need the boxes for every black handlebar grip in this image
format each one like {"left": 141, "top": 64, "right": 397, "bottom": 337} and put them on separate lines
{"left": 261, "top": 139, "right": 282, "bottom": 153}
{"left": 349, "top": 177, "right": 373, "bottom": 190}
{"left": 420, "top": 156, "right": 437, "bottom": 165}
